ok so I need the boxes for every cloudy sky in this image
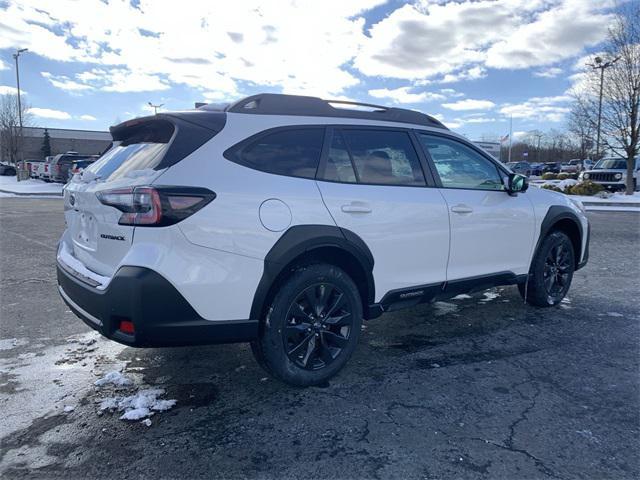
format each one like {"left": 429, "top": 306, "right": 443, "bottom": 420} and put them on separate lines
{"left": 0, "top": 0, "right": 617, "bottom": 140}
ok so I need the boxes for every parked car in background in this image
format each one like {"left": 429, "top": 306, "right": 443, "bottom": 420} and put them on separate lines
{"left": 57, "top": 93, "right": 589, "bottom": 387}
{"left": 542, "top": 162, "right": 562, "bottom": 174}
{"left": 26, "top": 159, "right": 44, "bottom": 178}
{"left": 582, "top": 159, "right": 594, "bottom": 170}
{"left": 0, "top": 163, "right": 17, "bottom": 176}
{"left": 560, "top": 159, "right": 584, "bottom": 174}
{"left": 580, "top": 157, "right": 639, "bottom": 191}
{"left": 506, "top": 161, "right": 532, "bottom": 176}
{"left": 67, "top": 159, "right": 97, "bottom": 181}
{"left": 529, "top": 163, "right": 544, "bottom": 176}
{"left": 39, "top": 156, "right": 56, "bottom": 181}
{"left": 49, "top": 152, "right": 99, "bottom": 183}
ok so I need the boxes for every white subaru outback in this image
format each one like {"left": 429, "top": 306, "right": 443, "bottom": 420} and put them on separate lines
{"left": 57, "top": 94, "right": 590, "bottom": 386}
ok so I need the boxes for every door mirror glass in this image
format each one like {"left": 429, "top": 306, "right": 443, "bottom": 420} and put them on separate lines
{"left": 508, "top": 173, "right": 528, "bottom": 193}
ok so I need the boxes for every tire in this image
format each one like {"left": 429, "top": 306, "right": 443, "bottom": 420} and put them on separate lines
{"left": 251, "top": 263, "right": 362, "bottom": 387}
{"left": 518, "top": 231, "right": 575, "bottom": 307}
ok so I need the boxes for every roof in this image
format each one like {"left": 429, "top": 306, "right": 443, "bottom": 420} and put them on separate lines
{"left": 21, "top": 126, "right": 111, "bottom": 141}
{"left": 199, "top": 93, "right": 447, "bottom": 129}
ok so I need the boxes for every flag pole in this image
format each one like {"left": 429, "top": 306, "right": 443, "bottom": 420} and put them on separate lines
{"left": 508, "top": 115, "right": 513, "bottom": 162}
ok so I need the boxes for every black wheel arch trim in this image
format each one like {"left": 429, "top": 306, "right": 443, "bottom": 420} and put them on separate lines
{"left": 534, "top": 205, "right": 587, "bottom": 271}
{"left": 250, "top": 225, "right": 375, "bottom": 321}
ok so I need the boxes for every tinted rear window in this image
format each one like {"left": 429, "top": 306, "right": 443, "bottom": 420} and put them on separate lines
{"left": 85, "top": 120, "right": 174, "bottom": 181}
{"left": 336, "top": 129, "right": 425, "bottom": 186}
{"left": 232, "top": 128, "right": 323, "bottom": 179}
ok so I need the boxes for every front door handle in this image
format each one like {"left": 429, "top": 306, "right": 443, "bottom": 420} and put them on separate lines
{"left": 341, "top": 203, "right": 372, "bottom": 214}
{"left": 451, "top": 204, "right": 473, "bottom": 214}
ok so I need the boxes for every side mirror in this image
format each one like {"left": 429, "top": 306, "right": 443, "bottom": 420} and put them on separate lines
{"left": 507, "top": 173, "right": 528, "bottom": 194}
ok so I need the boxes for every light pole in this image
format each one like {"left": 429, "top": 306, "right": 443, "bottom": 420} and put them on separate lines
{"left": 13, "top": 48, "right": 28, "bottom": 180}
{"left": 532, "top": 132, "right": 544, "bottom": 163}
{"left": 148, "top": 102, "right": 164, "bottom": 115}
{"left": 587, "top": 55, "right": 619, "bottom": 159}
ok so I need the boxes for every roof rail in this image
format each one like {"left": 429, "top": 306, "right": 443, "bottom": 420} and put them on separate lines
{"left": 224, "top": 93, "right": 447, "bottom": 129}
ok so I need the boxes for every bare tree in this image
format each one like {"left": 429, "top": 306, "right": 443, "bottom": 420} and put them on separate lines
{"left": 0, "top": 93, "right": 32, "bottom": 165}
{"left": 567, "top": 102, "right": 594, "bottom": 160}
{"left": 576, "top": 3, "right": 639, "bottom": 194}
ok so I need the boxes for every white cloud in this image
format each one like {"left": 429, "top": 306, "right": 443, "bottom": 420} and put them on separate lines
{"left": 438, "top": 67, "right": 487, "bottom": 84}
{"left": 354, "top": 0, "right": 613, "bottom": 81}
{"left": 0, "top": 86, "right": 20, "bottom": 95}
{"left": 42, "top": 72, "right": 92, "bottom": 92}
{"left": 368, "top": 86, "right": 444, "bottom": 104}
{"left": 533, "top": 67, "right": 563, "bottom": 78}
{"left": 42, "top": 69, "right": 170, "bottom": 93}
{"left": 439, "top": 88, "right": 465, "bottom": 98}
{"left": 79, "top": 114, "right": 96, "bottom": 121}
{"left": 442, "top": 99, "right": 495, "bottom": 111}
{"left": 499, "top": 95, "right": 572, "bottom": 122}
{"left": 0, "top": 59, "right": 8, "bottom": 71}
{"left": 28, "top": 107, "right": 71, "bottom": 120}
{"left": 486, "top": 1, "right": 613, "bottom": 69}
{"left": 463, "top": 117, "right": 499, "bottom": 124}
{"left": 0, "top": 0, "right": 386, "bottom": 98}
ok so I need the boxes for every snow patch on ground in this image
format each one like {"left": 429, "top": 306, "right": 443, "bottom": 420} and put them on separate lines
{"left": 95, "top": 371, "right": 133, "bottom": 387}
{"left": 0, "top": 338, "right": 28, "bottom": 351}
{"left": 99, "top": 388, "right": 177, "bottom": 420}
{"left": 95, "top": 371, "right": 177, "bottom": 421}
{"left": 480, "top": 291, "right": 500, "bottom": 303}
{"left": 433, "top": 301, "right": 459, "bottom": 316}
{"left": 0, "top": 176, "right": 63, "bottom": 195}
{"left": 451, "top": 294, "right": 472, "bottom": 300}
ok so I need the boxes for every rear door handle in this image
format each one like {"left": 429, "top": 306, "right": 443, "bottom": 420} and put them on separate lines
{"left": 341, "top": 203, "right": 372, "bottom": 214}
{"left": 451, "top": 204, "right": 473, "bottom": 214}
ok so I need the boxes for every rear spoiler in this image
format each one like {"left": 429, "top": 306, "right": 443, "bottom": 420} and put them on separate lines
{"left": 108, "top": 112, "right": 227, "bottom": 170}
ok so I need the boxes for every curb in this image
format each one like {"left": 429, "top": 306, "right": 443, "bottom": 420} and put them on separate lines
{"left": 0, "top": 188, "right": 63, "bottom": 197}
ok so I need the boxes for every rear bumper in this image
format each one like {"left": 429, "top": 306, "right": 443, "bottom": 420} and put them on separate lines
{"left": 56, "top": 260, "right": 258, "bottom": 347}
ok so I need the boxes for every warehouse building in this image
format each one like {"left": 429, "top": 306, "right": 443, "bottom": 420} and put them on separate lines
{"left": 1, "top": 126, "right": 112, "bottom": 162}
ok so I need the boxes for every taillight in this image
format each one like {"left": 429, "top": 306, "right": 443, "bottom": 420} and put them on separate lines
{"left": 96, "top": 186, "right": 215, "bottom": 226}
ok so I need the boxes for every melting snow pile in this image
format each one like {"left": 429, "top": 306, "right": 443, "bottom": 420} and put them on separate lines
{"left": 451, "top": 294, "right": 472, "bottom": 300}
{"left": 480, "top": 291, "right": 500, "bottom": 303}
{"left": 94, "top": 371, "right": 176, "bottom": 421}
{"left": 95, "top": 371, "right": 133, "bottom": 387}
{"left": 99, "top": 388, "right": 177, "bottom": 420}
{"left": 433, "top": 301, "right": 459, "bottom": 317}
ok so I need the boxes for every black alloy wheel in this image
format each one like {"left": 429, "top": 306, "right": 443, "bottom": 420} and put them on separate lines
{"left": 518, "top": 230, "right": 575, "bottom": 307}
{"left": 284, "top": 283, "right": 353, "bottom": 371}
{"left": 543, "top": 243, "right": 572, "bottom": 298}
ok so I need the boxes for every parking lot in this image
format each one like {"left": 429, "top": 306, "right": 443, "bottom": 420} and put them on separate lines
{"left": 1, "top": 197, "right": 638, "bottom": 479}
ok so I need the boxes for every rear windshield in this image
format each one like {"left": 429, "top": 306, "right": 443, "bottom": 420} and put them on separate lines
{"left": 85, "top": 120, "right": 174, "bottom": 181}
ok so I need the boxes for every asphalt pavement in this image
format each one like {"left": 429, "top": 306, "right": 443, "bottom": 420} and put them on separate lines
{"left": 1, "top": 197, "right": 639, "bottom": 479}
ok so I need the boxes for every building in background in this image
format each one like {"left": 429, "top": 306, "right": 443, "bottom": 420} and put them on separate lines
{"left": 0, "top": 127, "right": 112, "bottom": 162}
{"left": 473, "top": 141, "right": 501, "bottom": 160}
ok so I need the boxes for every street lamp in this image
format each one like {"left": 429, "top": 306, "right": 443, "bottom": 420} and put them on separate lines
{"left": 13, "top": 48, "right": 28, "bottom": 180}
{"left": 532, "top": 132, "right": 544, "bottom": 163}
{"left": 587, "top": 55, "right": 620, "bottom": 159}
{"left": 148, "top": 102, "right": 164, "bottom": 115}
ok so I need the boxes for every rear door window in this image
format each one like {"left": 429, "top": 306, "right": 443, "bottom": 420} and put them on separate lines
{"left": 231, "top": 128, "right": 324, "bottom": 179}
{"left": 324, "top": 129, "right": 425, "bottom": 186}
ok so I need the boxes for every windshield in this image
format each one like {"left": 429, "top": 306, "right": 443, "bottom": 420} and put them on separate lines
{"left": 594, "top": 158, "right": 626, "bottom": 170}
